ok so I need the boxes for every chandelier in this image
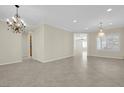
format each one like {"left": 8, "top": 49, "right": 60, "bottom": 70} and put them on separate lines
{"left": 6, "top": 5, "right": 26, "bottom": 33}
{"left": 98, "top": 22, "right": 105, "bottom": 37}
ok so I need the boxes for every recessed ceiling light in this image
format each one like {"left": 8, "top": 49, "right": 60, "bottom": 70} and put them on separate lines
{"left": 85, "top": 28, "right": 88, "bottom": 30}
{"left": 109, "top": 23, "right": 113, "bottom": 25}
{"left": 107, "top": 8, "right": 112, "bottom": 12}
{"left": 73, "top": 20, "right": 77, "bottom": 23}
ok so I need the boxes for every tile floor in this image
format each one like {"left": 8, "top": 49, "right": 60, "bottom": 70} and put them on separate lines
{"left": 0, "top": 55, "right": 124, "bottom": 87}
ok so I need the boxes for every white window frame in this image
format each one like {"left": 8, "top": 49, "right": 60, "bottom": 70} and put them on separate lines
{"left": 96, "top": 32, "right": 120, "bottom": 51}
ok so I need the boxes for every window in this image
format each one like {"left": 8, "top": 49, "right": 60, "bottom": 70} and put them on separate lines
{"left": 97, "top": 32, "right": 120, "bottom": 51}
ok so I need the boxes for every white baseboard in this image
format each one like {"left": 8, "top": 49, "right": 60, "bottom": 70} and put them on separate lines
{"left": 35, "top": 55, "right": 73, "bottom": 63}
{"left": 23, "top": 56, "right": 31, "bottom": 60}
{"left": 89, "top": 55, "right": 124, "bottom": 59}
{"left": 0, "top": 60, "right": 22, "bottom": 65}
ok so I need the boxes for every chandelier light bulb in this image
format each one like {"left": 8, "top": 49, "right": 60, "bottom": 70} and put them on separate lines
{"left": 6, "top": 18, "right": 9, "bottom": 22}
{"left": 100, "top": 29, "right": 103, "bottom": 32}
{"left": 12, "top": 16, "right": 17, "bottom": 22}
{"left": 21, "top": 19, "right": 24, "bottom": 23}
{"left": 98, "top": 31, "right": 105, "bottom": 37}
{"left": 24, "top": 23, "right": 26, "bottom": 26}
{"left": 6, "top": 18, "right": 10, "bottom": 24}
{"left": 9, "top": 22, "right": 12, "bottom": 25}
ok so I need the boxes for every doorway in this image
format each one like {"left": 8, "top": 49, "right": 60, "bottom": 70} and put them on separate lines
{"left": 30, "top": 34, "right": 32, "bottom": 57}
{"left": 74, "top": 33, "right": 88, "bottom": 67}
{"left": 74, "top": 33, "right": 88, "bottom": 55}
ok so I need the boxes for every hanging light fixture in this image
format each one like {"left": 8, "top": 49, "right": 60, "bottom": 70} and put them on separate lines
{"left": 6, "top": 5, "right": 26, "bottom": 33}
{"left": 98, "top": 22, "right": 105, "bottom": 37}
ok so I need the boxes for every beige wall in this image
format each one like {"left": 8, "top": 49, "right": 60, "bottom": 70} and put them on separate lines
{"left": 43, "top": 24, "right": 73, "bottom": 62}
{"left": 32, "top": 24, "right": 73, "bottom": 62}
{"left": 88, "top": 27, "right": 124, "bottom": 59}
{"left": 0, "top": 22, "right": 22, "bottom": 65}
{"left": 22, "top": 33, "right": 29, "bottom": 58}
{"left": 32, "top": 25, "right": 44, "bottom": 62}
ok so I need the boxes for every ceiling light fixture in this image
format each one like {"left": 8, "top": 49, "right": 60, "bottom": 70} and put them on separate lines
{"left": 107, "top": 8, "right": 112, "bottom": 12}
{"left": 109, "top": 22, "right": 113, "bottom": 25}
{"left": 98, "top": 22, "right": 105, "bottom": 37}
{"left": 85, "top": 27, "right": 88, "bottom": 30}
{"left": 73, "top": 20, "right": 77, "bottom": 23}
{"left": 6, "top": 5, "right": 26, "bottom": 33}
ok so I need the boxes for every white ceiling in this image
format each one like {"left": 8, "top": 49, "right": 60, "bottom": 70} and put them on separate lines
{"left": 0, "top": 5, "right": 124, "bottom": 32}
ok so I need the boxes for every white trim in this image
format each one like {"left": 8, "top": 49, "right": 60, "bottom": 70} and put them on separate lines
{"left": 23, "top": 56, "right": 29, "bottom": 59}
{"left": 23, "top": 56, "right": 31, "bottom": 60}
{"left": 35, "top": 55, "right": 73, "bottom": 63}
{"left": 89, "top": 55, "right": 124, "bottom": 59}
{"left": 0, "top": 60, "right": 22, "bottom": 66}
